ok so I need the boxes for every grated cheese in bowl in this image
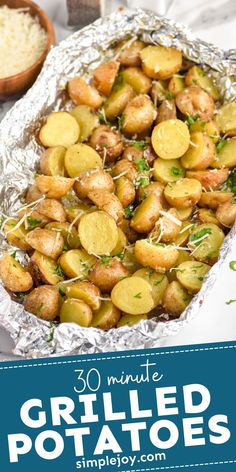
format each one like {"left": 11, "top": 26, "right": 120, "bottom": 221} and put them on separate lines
{"left": 0, "top": 5, "right": 48, "bottom": 79}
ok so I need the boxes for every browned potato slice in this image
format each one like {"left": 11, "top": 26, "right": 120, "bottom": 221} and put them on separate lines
{"left": 110, "top": 228, "right": 127, "bottom": 256}
{"left": 117, "top": 313, "right": 147, "bottom": 327}
{"left": 71, "top": 105, "right": 99, "bottom": 142}
{"left": 89, "top": 258, "right": 129, "bottom": 292}
{"left": 151, "top": 119, "right": 190, "bottom": 159}
{"left": 185, "top": 66, "right": 220, "bottom": 100}
{"left": 115, "top": 176, "right": 136, "bottom": 207}
{"left": 40, "top": 146, "right": 66, "bottom": 176}
{"left": 35, "top": 176, "right": 74, "bottom": 199}
{"left": 65, "top": 203, "right": 92, "bottom": 224}
{"left": 60, "top": 299, "right": 92, "bottom": 327}
{"left": 198, "top": 208, "right": 219, "bottom": 225}
{"left": 176, "top": 208, "right": 193, "bottom": 221}
{"left": 79, "top": 211, "right": 118, "bottom": 255}
{"left": 133, "top": 268, "right": 168, "bottom": 307}
{"left": 112, "top": 159, "right": 138, "bottom": 182}
{"left": 168, "top": 76, "right": 185, "bottom": 97}
{"left": 123, "top": 67, "right": 152, "bottom": 94}
{"left": 45, "top": 222, "right": 81, "bottom": 249}
{"left": 135, "top": 239, "right": 179, "bottom": 272}
{"left": 212, "top": 138, "right": 236, "bottom": 168}
{"left": 150, "top": 208, "right": 182, "bottom": 243}
{"left": 181, "top": 133, "right": 216, "bottom": 170}
{"left": 115, "top": 40, "right": 145, "bottom": 66}
{"left": 151, "top": 80, "right": 168, "bottom": 105}
{"left": 216, "top": 201, "right": 236, "bottom": 228}
{"left": 186, "top": 168, "right": 229, "bottom": 190}
{"left": 111, "top": 276, "right": 155, "bottom": 314}
{"left": 26, "top": 184, "right": 43, "bottom": 204}
{"left": 74, "top": 169, "right": 114, "bottom": 199}
{"left": 93, "top": 60, "right": 120, "bottom": 96}
{"left": 176, "top": 86, "right": 215, "bottom": 121}
{"left": 153, "top": 158, "right": 185, "bottom": 183}
{"left": 29, "top": 251, "right": 64, "bottom": 285}
{"left": 24, "top": 286, "right": 60, "bottom": 320}
{"left": 198, "top": 191, "right": 233, "bottom": 209}
{"left": 215, "top": 102, "right": 236, "bottom": 135}
{"left": 122, "top": 95, "right": 156, "bottom": 135}
{"left": 68, "top": 76, "right": 103, "bottom": 108}
{"left": 156, "top": 99, "right": 176, "bottom": 124}
{"left": 140, "top": 45, "right": 182, "bottom": 80}
{"left": 39, "top": 112, "right": 80, "bottom": 148}
{"left": 190, "top": 120, "right": 220, "bottom": 143}
{"left": 0, "top": 254, "right": 33, "bottom": 292}
{"left": 104, "top": 83, "right": 135, "bottom": 120}
{"left": 131, "top": 193, "right": 161, "bottom": 233}
{"left": 65, "top": 143, "right": 102, "bottom": 177}
{"left": 163, "top": 281, "right": 191, "bottom": 315}
{"left": 176, "top": 261, "right": 210, "bottom": 293}
{"left": 92, "top": 300, "right": 121, "bottom": 329}
{"left": 59, "top": 249, "right": 96, "bottom": 279}
{"left": 88, "top": 190, "right": 124, "bottom": 222}
{"left": 3, "top": 218, "right": 31, "bottom": 251}
{"left": 35, "top": 198, "right": 66, "bottom": 223}
{"left": 118, "top": 218, "right": 139, "bottom": 244}
{"left": 188, "top": 223, "right": 224, "bottom": 264}
{"left": 164, "top": 178, "right": 202, "bottom": 208}
{"left": 25, "top": 228, "right": 64, "bottom": 260}
{"left": 66, "top": 281, "right": 101, "bottom": 310}
{"left": 90, "top": 125, "right": 124, "bottom": 163}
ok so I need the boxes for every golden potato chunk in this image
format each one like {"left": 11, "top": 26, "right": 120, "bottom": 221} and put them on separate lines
{"left": 93, "top": 60, "right": 120, "bottom": 96}
{"left": 3, "top": 218, "right": 31, "bottom": 251}
{"left": 78, "top": 211, "right": 119, "bottom": 255}
{"left": 123, "top": 67, "right": 152, "bottom": 94}
{"left": 197, "top": 208, "right": 219, "bottom": 225}
{"left": 104, "top": 83, "right": 135, "bottom": 120}
{"left": 130, "top": 194, "right": 161, "bottom": 233}
{"left": 156, "top": 99, "right": 176, "bottom": 124}
{"left": 66, "top": 281, "right": 101, "bottom": 310}
{"left": 151, "top": 119, "right": 190, "bottom": 159}
{"left": 89, "top": 258, "right": 129, "bottom": 292}
{"left": 188, "top": 223, "right": 224, "bottom": 264}
{"left": 45, "top": 222, "right": 81, "bottom": 249}
{"left": 111, "top": 276, "right": 155, "bottom": 315}
{"left": 35, "top": 176, "right": 74, "bottom": 199}
{"left": 60, "top": 299, "right": 92, "bottom": 327}
{"left": 190, "top": 120, "right": 220, "bottom": 143}
{"left": 110, "top": 228, "right": 127, "bottom": 256}
{"left": 39, "top": 112, "right": 80, "bottom": 148}
{"left": 215, "top": 102, "right": 236, "bottom": 135}
{"left": 176, "top": 261, "right": 210, "bottom": 293}
{"left": 133, "top": 268, "right": 168, "bottom": 307}
{"left": 151, "top": 80, "right": 168, "bottom": 105}
{"left": 59, "top": 249, "right": 96, "bottom": 279}
{"left": 153, "top": 158, "right": 185, "bottom": 183}
{"left": 88, "top": 190, "right": 124, "bottom": 223}
{"left": 65, "top": 143, "right": 102, "bottom": 177}
{"left": 26, "top": 184, "right": 43, "bottom": 204}
{"left": 140, "top": 45, "right": 182, "bottom": 80}
{"left": 71, "top": 105, "right": 99, "bottom": 142}
{"left": 150, "top": 208, "right": 182, "bottom": 243}
{"left": 115, "top": 176, "right": 136, "bottom": 207}
{"left": 25, "top": 228, "right": 64, "bottom": 260}
{"left": 68, "top": 76, "right": 103, "bottom": 108}
{"left": 29, "top": 251, "right": 64, "bottom": 285}
{"left": 198, "top": 191, "right": 233, "bottom": 209}
{"left": 74, "top": 169, "right": 114, "bottom": 199}
{"left": 92, "top": 300, "right": 121, "bottom": 330}
{"left": 181, "top": 132, "right": 216, "bottom": 170}
{"left": 0, "top": 254, "right": 33, "bottom": 292}
{"left": 115, "top": 40, "right": 145, "bottom": 66}
{"left": 163, "top": 281, "right": 192, "bottom": 315}
{"left": 168, "top": 75, "right": 185, "bottom": 97}
{"left": 212, "top": 138, "right": 236, "bottom": 168}
{"left": 35, "top": 199, "right": 66, "bottom": 223}
{"left": 216, "top": 201, "right": 236, "bottom": 228}
{"left": 90, "top": 125, "right": 124, "bottom": 163}
{"left": 122, "top": 95, "right": 156, "bottom": 135}
{"left": 112, "top": 159, "right": 138, "bottom": 182}
{"left": 185, "top": 66, "right": 220, "bottom": 101}
{"left": 164, "top": 178, "right": 202, "bottom": 208}
{"left": 134, "top": 239, "right": 179, "bottom": 272}
{"left": 24, "top": 286, "right": 60, "bottom": 320}
{"left": 40, "top": 146, "right": 66, "bottom": 176}
{"left": 176, "top": 86, "right": 215, "bottom": 121}
{"left": 186, "top": 168, "right": 229, "bottom": 190}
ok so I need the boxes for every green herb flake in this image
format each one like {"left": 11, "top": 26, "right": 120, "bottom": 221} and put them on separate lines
{"left": 98, "top": 109, "right": 111, "bottom": 126}
{"left": 58, "top": 287, "right": 66, "bottom": 298}
{"left": 226, "top": 299, "right": 236, "bottom": 305}
{"left": 37, "top": 303, "right": 44, "bottom": 313}
{"left": 153, "top": 276, "right": 165, "bottom": 285}
{"left": 216, "top": 139, "right": 227, "bottom": 153}
{"left": 10, "top": 251, "right": 17, "bottom": 259}
{"left": 118, "top": 114, "right": 125, "bottom": 131}
{"left": 124, "top": 206, "right": 134, "bottom": 219}
{"left": 63, "top": 242, "right": 70, "bottom": 251}
{"left": 135, "top": 158, "right": 150, "bottom": 173}
{"left": 100, "top": 255, "right": 112, "bottom": 266}
{"left": 225, "top": 169, "right": 236, "bottom": 196}
{"left": 198, "top": 276, "right": 204, "bottom": 282}
{"left": 229, "top": 261, "right": 236, "bottom": 271}
{"left": 185, "top": 114, "right": 200, "bottom": 126}
{"left": 170, "top": 166, "right": 184, "bottom": 177}
{"left": 116, "top": 253, "right": 125, "bottom": 261}
{"left": 26, "top": 216, "right": 42, "bottom": 230}
{"left": 189, "top": 228, "right": 212, "bottom": 246}
{"left": 131, "top": 140, "right": 148, "bottom": 150}
{"left": 54, "top": 265, "right": 64, "bottom": 277}
{"left": 165, "top": 91, "right": 174, "bottom": 100}
{"left": 134, "top": 292, "right": 142, "bottom": 299}
{"left": 47, "top": 322, "right": 55, "bottom": 343}
{"left": 134, "top": 176, "right": 150, "bottom": 188}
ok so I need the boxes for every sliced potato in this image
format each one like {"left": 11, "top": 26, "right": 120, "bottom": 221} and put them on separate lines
{"left": 35, "top": 176, "right": 74, "bottom": 199}
{"left": 164, "top": 178, "right": 202, "bottom": 208}
{"left": 3, "top": 218, "right": 31, "bottom": 251}
{"left": 173, "top": 220, "right": 195, "bottom": 246}
{"left": 176, "top": 207, "right": 193, "bottom": 221}
{"left": 185, "top": 66, "right": 220, "bottom": 100}
{"left": 65, "top": 203, "right": 93, "bottom": 224}
{"left": 150, "top": 80, "right": 168, "bottom": 104}
{"left": 181, "top": 132, "right": 216, "bottom": 170}
{"left": 93, "top": 60, "right": 120, "bottom": 96}
{"left": 111, "top": 276, "right": 155, "bottom": 315}
{"left": 198, "top": 208, "right": 219, "bottom": 225}
{"left": 115, "top": 176, "right": 136, "bottom": 207}
{"left": 45, "top": 222, "right": 81, "bottom": 249}
{"left": 25, "top": 228, "right": 64, "bottom": 260}
{"left": 92, "top": 300, "right": 121, "bottom": 329}
{"left": 131, "top": 193, "right": 161, "bottom": 233}
{"left": 198, "top": 191, "right": 233, "bottom": 209}
{"left": 0, "top": 254, "right": 33, "bottom": 292}
{"left": 137, "top": 181, "right": 165, "bottom": 203}
{"left": 215, "top": 102, "right": 236, "bottom": 135}
{"left": 60, "top": 299, "right": 92, "bottom": 327}
{"left": 190, "top": 120, "right": 220, "bottom": 143}
{"left": 140, "top": 45, "right": 182, "bottom": 80}
{"left": 24, "top": 286, "right": 60, "bottom": 320}
{"left": 176, "top": 86, "right": 215, "bottom": 121}
{"left": 188, "top": 223, "right": 224, "bottom": 263}
{"left": 110, "top": 228, "right": 127, "bottom": 256}
{"left": 123, "top": 67, "right": 152, "bottom": 94}
{"left": 133, "top": 268, "right": 168, "bottom": 307}
{"left": 90, "top": 125, "right": 124, "bottom": 162}
{"left": 40, "top": 146, "right": 66, "bottom": 176}
{"left": 150, "top": 208, "right": 182, "bottom": 243}
{"left": 65, "top": 143, "right": 102, "bottom": 177}
{"left": 176, "top": 260, "right": 210, "bottom": 293}
{"left": 79, "top": 211, "right": 118, "bottom": 255}
{"left": 59, "top": 249, "right": 96, "bottom": 279}
{"left": 88, "top": 190, "right": 124, "bottom": 222}
{"left": 39, "top": 112, "right": 80, "bottom": 148}
{"left": 163, "top": 280, "right": 192, "bottom": 315}
{"left": 104, "top": 83, "right": 134, "bottom": 120}
{"left": 153, "top": 158, "right": 185, "bottom": 183}
{"left": 74, "top": 169, "right": 114, "bottom": 199}
{"left": 117, "top": 313, "right": 148, "bottom": 327}
{"left": 186, "top": 168, "right": 229, "bottom": 190}
{"left": 89, "top": 258, "right": 129, "bottom": 292}
{"left": 29, "top": 251, "right": 64, "bottom": 285}
{"left": 66, "top": 281, "right": 101, "bottom": 310}
{"left": 134, "top": 239, "right": 179, "bottom": 272}
{"left": 168, "top": 76, "right": 185, "bottom": 97}
{"left": 151, "top": 119, "right": 190, "bottom": 159}
{"left": 115, "top": 39, "right": 145, "bottom": 66}
{"left": 156, "top": 99, "right": 176, "bottom": 124}
{"left": 68, "top": 76, "right": 103, "bottom": 108}
{"left": 36, "top": 198, "right": 66, "bottom": 223}
{"left": 122, "top": 95, "right": 156, "bottom": 135}
{"left": 212, "top": 138, "right": 236, "bottom": 168}
{"left": 167, "top": 250, "right": 192, "bottom": 282}
{"left": 216, "top": 201, "right": 236, "bottom": 228}
{"left": 71, "top": 105, "right": 99, "bottom": 142}
{"left": 112, "top": 159, "right": 138, "bottom": 182}
{"left": 122, "top": 244, "right": 141, "bottom": 273}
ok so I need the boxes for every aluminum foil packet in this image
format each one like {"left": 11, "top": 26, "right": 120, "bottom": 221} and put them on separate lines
{"left": 0, "top": 8, "right": 236, "bottom": 358}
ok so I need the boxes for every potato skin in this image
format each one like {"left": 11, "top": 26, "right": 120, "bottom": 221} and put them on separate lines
{"left": 66, "top": 281, "right": 101, "bottom": 310}
{"left": 93, "top": 60, "right": 120, "bottom": 96}
{"left": 26, "top": 184, "right": 43, "bottom": 204}
{"left": 122, "top": 145, "right": 143, "bottom": 162}
{"left": 122, "top": 67, "right": 152, "bottom": 94}
{"left": 29, "top": 251, "right": 64, "bottom": 286}
{"left": 115, "top": 176, "right": 136, "bottom": 208}
{"left": 40, "top": 146, "right": 66, "bottom": 176}
{"left": 122, "top": 95, "right": 156, "bottom": 135}
{"left": 198, "top": 191, "right": 233, "bottom": 210}
{"left": 134, "top": 240, "right": 179, "bottom": 272}
{"left": 186, "top": 168, "right": 229, "bottom": 190}
{"left": 35, "top": 176, "right": 74, "bottom": 199}
{"left": 163, "top": 281, "right": 191, "bottom": 315}
{"left": 185, "top": 65, "right": 220, "bottom": 101}
{"left": 176, "top": 86, "right": 215, "bottom": 121}
{"left": 131, "top": 194, "right": 162, "bottom": 233}
{"left": 25, "top": 228, "right": 64, "bottom": 260}
{"left": 68, "top": 76, "right": 103, "bottom": 108}
{"left": 118, "top": 218, "right": 139, "bottom": 244}
{"left": 116, "top": 40, "right": 145, "bottom": 66}
{"left": 90, "top": 125, "right": 124, "bottom": 162}
{"left": 89, "top": 258, "right": 129, "bottom": 292}
{"left": 104, "top": 84, "right": 135, "bottom": 120}
{"left": 88, "top": 190, "right": 124, "bottom": 222}
{"left": 0, "top": 255, "right": 33, "bottom": 292}
{"left": 24, "top": 286, "right": 60, "bottom": 321}
{"left": 92, "top": 300, "right": 121, "bottom": 330}
{"left": 181, "top": 133, "right": 216, "bottom": 170}
{"left": 74, "top": 169, "right": 114, "bottom": 199}
{"left": 140, "top": 45, "right": 182, "bottom": 80}
{"left": 35, "top": 199, "right": 66, "bottom": 223}
{"left": 3, "top": 218, "right": 31, "bottom": 251}
{"left": 112, "top": 159, "right": 138, "bottom": 182}
{"left": 156, "top": 99, "right": 176, "bottom": 124}
{"left": 164, "top": 178, "right": 202, "bottom": 209}
{"left": 216, "top": 201, "right": 236, "bottom": 228}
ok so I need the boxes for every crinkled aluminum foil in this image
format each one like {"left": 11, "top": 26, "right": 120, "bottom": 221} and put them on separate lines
{"left": 0, "top": 8, "right": 236, "bottom": 358}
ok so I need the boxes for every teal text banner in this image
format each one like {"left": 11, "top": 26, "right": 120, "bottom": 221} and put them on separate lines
{"left": 0, "top": 341, "right": 235, "bottom": 472}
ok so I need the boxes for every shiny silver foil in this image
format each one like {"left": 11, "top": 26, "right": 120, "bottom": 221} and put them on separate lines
{"left": 0, "top": 8, "right": 236, "bottom": 358}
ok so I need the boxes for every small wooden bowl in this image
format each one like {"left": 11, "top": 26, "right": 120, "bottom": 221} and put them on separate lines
{"left": 0, "top": 0, "right": 55, "bottom": 101}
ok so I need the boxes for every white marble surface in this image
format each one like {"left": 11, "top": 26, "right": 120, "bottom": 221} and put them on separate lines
{"left": 0, "top": 0, "right": 236, "bottom": 359}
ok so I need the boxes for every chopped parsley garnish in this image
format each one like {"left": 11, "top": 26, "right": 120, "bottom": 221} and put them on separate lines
{"left": 198, "top": 276, "right": 204, "bottom": 281}
{"left": 185, "top": 114, "right": 200, "bottom": 126}
{"left": 58, "top": 287, "right": 66, "bottom": 297}
{"left": 63, "top": 242, "right": 70, "bottom": 251}
{"left": 81, "top": 260, "right": 90, "bottom": 274}
{"left": 134, "top": 292, "right": 142, "bottom": 299}
{"left": 27, "top": 216, "right": 42, "bottom": 230}
{"left": 10, "top": 251, "right": 17, "bottom": 259}
{"left": 153, "top": 276, "right": 165, "bottom": 285}
{"left": 54, "top": 265, "right": 64, "bottom": 277}
{"left": 135, "top": 158, "right": 150, "bottom": 173}
{"left": 47, "top": 322, "right": 55, "bottom": 343}
{"left": 226, "top": 299, "right": 236, "bottom": 305}
{"left": 131, "top": 140, "right": 148, "bottom": 150}
{"left": 118, "top": 114, "right": 125, "bottom": 131}
{"left": 98, "top": 109, "right": 111, "bottom": 126}
{"left": 229, "top": 261, "right": 236, "bottom": 271}
{"left": 134, "top": 176, "right": 150, "bottom": 188}
{"left": 100, "top": 255, "right": 112, "bottom": 266}
{"left": 170, "top": 166, "right": 184, "bottom": 177}
{"left": 37, "top": 303, "right": 44, "bottom": 313}
{"left": 189, "top": 228, "right": 212, "bottom": 246}
{"left": 225, "top": 169, "right": 236, "bottom": 195}
{"left": 124, "top": 206, "right": 134, "bottom": 219}
{"left": 216, "top": 139, "right": 227, "bottom": 153}
{"left": 116, "top": 252, "right": 125, "bottom": 261}
{"left": 165, "top": 91, "right": 174, "bottom": 100}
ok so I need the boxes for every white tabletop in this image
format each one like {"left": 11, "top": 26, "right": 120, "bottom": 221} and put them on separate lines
{"left": 0, "top": 0, "right": 236, "bottom": 359}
